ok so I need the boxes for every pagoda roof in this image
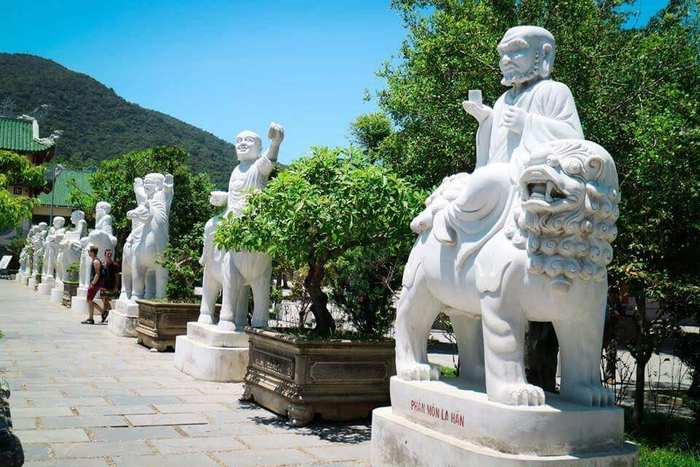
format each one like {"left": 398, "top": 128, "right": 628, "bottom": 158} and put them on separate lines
{"left": 0, "top": 116, "right": 55, "bottom": 156}
{"left": 38, "top": 167, "right": 94, "bottom": 208}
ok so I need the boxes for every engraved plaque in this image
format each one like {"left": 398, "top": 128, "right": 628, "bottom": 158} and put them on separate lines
{"left": 310, "top": 361, "right": 388, "bottom": 383}
{"left": 250, "top": 348, "right": 295, "bottom": 380}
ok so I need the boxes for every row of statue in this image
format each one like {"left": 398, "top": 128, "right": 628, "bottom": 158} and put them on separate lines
{"left": 18, "top": 123, "right": 284, "bottom": 331}
{"left": 19, "top": 25, "right": 621, "bottom": 409}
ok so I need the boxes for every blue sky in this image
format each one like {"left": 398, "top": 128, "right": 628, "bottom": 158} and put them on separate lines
{"left": 0, "top": 0, "right": 668, "bottom": 165}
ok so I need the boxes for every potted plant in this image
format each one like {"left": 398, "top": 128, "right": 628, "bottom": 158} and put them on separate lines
{"left": 62, "top": 263, "right": 81, "bottom": 307}
{"left": 216, "top": 147, "right": 422, "bottom": 425}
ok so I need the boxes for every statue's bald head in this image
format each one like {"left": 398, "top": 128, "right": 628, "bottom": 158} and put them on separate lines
{"left": 235, "top": 130, "right": 263, "bottom": 162}
{"left": 497, "top": 26, "right": 556, "bottom": 86}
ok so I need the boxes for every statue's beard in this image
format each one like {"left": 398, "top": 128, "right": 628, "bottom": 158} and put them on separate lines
{"left": 501, "top": 54, "right": 540, "bottom": 87}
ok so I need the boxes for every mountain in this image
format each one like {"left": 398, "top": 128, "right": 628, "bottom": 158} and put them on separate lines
{"left": 0, "top": 53, "right": 236, "bottom": 185}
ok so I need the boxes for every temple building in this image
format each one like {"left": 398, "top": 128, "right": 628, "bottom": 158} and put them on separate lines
{"left": 0, "top": 115, "right": 92, "bottom": 247}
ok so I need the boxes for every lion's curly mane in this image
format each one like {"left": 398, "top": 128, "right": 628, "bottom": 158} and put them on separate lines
{"left": 505, "top": 140, "right": 621, "bottom": 282}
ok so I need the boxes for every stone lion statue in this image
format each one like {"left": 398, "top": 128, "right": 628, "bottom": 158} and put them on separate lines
{"left": 395, "top": 139, "right": 620, "bottom": 407}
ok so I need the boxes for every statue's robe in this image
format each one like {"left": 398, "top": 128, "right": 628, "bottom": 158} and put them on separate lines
{"left": 435, "top": 79, "right": 584, "bottom": 272}
{"left": 225, "top": 155, "right": 274, "bottom": 217}
{"left": 201, "top": 155, "right": 274, "bottom": 262}
{"left": 476, "top": 79, "right": 583, "bottom": 168}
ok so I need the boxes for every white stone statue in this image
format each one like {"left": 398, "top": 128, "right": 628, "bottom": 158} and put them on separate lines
{"left": 56, "top": 211, "right": 87, "bottom": 281}
{"left": 127, "top": 173, "right": 174, "bottom": 300}
{"left": 41, "top": 217, "right": 66, "bottom": 279}
{"left": 18, "top": 226, "right": 38, "bottom": 275}
{"left": 372, "top": 26, "right": 636, "bottom": 467}
{"left": 396, "top": 25, "right": 618, "bottom": 407}
{"left": 30, "top": 223, "right": 48, "bottom": 274}
{"left": 112, "top": 183, "right": 158, "bottom": 331}
{"left": 77, "top": 202, "right": 117, "bottom": 285}
{"left": 198, "top": 122, "right": 284, "bottom": 331}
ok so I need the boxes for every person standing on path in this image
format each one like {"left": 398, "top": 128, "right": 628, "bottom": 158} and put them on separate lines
{"left": 81, "top": 246, "right": 104, "bottom": 325}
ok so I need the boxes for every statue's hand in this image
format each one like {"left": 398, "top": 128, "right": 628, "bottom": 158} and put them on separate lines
{"left": 267, "top": 122, "right": 285, "bottom": 145}
{"left": 164, "top": 174, "right": 174, "bottom": 189}
{"left": 502, "top": 105, "right": 527, "bottom": 134}
{"left": 462, "top": 100, "right": 492, "bottom": 123}
{"left": 209, "top": 191, "right": 228, "bottom": 207}
{"left": 133, "top": 177, "right": 144, "bottom": 189}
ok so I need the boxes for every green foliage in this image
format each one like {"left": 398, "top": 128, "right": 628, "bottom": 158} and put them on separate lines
{"left": 0, "top": 150, "right": 47, "bottom": 229}
{"left": 439, "top": 365, "right": 458, "bottom": 378}
{"left": 216, "top": 146, "right": 423, "bottom": 335}
{"left": 5, "top": 231, "right": 27, "bottom": 265}
{"left": 349, "top": 112, "right": 394, "bottom": 160}
{"left": 159, "top": 230, "right": 205, "bottom": 303}
{"left": 0, "top": 54, "right": 237, "bottom": 185}
{"left": 69, "top": 146, "right": 216, "bottom": 301}
{"left": 327, "top": 247, "right": 403, "bottom": 336}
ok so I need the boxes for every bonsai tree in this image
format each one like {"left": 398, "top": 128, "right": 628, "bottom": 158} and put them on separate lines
{"left": 216, "top": 147, "right": 423, "bottom": 336}
{"left": 66, "top": 263, "right": 80, "bottom": 282}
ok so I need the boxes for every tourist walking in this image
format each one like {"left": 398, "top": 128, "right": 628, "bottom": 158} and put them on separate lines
{"left": 81, "top": 246, "right": 104, "bottom": 325}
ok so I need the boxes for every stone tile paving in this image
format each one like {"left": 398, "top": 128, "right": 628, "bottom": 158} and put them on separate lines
{"left": 0, "top": 281, "right": 371, "bottom": 466}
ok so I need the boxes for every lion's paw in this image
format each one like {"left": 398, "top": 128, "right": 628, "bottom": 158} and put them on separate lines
{"left": 560, "top": 384, "right": 614, "bottom": 407}
{"left": 492, "top": 383, "right": 546, "bottom": 406}
{"left": 397, "top": 362, "right": 439, "bottom": 381}
{"left": 197, "top": 314, "right": 215, "bottom": 325}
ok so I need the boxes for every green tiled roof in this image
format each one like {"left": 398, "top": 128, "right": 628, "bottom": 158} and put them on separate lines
{"left": 0, "top": 116, "right": 54, "bottom": 153}
{"left": 38, "top": 167, "right": 94, "bottom": 207}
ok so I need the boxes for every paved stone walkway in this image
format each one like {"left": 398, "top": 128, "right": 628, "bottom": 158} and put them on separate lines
{"left": 0, "top": 281, "right": 371, "bottom": 467}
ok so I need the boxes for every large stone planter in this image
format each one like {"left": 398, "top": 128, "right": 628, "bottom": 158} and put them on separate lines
{"left": 135, "top": 300, "right": 215, "bottom": 352}
{"left": 243, "top": 328, "right": 395, "bottom": 426}
{"left": 62, "top": 281, "right": 79, "bottom": 307}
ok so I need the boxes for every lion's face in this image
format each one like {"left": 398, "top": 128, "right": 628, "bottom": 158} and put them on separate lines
{"left": 510, "top": 140, "right": 620, "bottom": 284}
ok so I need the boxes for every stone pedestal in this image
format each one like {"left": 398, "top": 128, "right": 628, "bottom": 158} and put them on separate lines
{"left": 37, "top": 277, "right": 55, "bottom": 295}
{"left": 370, "top": 378, "right": 639, "bottom": 467}
{"left": 19, "top": 274, "right": 29, "bottom": 286}
{"left": 71, "top": 286, "right": 91, "bottom": 314}
{"left": 27, "top": 277, "right": 37, "bottom": 290}
{"left": 50, "top": 281, "right": 65, "bottom": 304}
{"left": 174, "top": 323, "right": 249, "bottom": 382}
{"left": 108, "top": 297, "right": 140, "bottom": 337}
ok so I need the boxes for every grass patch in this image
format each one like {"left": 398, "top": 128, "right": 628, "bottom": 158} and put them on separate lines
{"left": 624, "top": 409, "right": 700, "bottom": 466}
{"left": 439, "top": 365, "right": 458, "bottom": 378}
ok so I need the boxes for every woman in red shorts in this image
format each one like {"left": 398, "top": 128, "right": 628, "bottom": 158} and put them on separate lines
{"left": 81, "top": 246, "right": 103, "bottom": 325}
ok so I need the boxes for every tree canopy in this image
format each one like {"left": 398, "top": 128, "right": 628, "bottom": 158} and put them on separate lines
{"left": 0, "top": 150, "right": 46, "bottom": 229}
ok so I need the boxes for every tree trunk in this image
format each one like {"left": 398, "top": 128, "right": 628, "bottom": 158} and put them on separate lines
{"left": 303, "top": 253, "right": 335, "bottom": 336}
{"left": 524, "top": 322, "right": 559, "bottom": 392}
{"left": 633, "top": 294, "right": 648, "bottom": 429}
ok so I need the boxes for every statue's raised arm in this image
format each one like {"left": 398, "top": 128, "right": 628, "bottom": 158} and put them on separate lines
{"left": 262, "top": 121, "right": 285, "bottom": 164}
